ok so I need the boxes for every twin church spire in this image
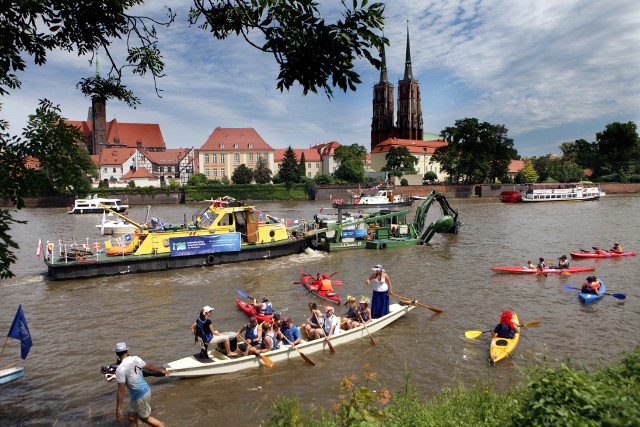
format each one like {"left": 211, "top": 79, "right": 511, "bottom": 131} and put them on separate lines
{"left": 371, "top": 23, "right": 423, "bottom": 150}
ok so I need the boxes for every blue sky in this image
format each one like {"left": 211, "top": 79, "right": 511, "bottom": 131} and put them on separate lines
{"left": 2, "top": 0, "right": 639, "bottom": 158}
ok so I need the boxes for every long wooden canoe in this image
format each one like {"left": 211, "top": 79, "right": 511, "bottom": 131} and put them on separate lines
{"left": 166, "top": 302, "right": 415, "bottom": 377}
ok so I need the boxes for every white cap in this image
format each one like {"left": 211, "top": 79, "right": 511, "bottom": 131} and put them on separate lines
{"left": 203, "top": 306, "right": 214, "bottom": 313}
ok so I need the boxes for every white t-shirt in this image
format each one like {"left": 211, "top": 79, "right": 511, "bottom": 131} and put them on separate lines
{"left": 323, "top": 314, "right": 341, "bottom": 335}
{"left": 115, "top": 356, "right": 150, "bottom": 401}
{"left": 370, "top": 276, "right": 388, "bottom": 292}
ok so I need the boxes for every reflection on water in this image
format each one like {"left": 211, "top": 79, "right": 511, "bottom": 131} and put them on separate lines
{"left": 1, "top": 196, "right": 639, "bottom": 424}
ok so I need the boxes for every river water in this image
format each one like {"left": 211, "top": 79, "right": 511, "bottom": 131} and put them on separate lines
{"left": 1, "top": 195, "right": 639, "bottom": 425}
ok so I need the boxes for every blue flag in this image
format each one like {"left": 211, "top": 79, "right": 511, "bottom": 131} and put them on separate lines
{"left": 7, "top": 305, "right": 32, "bottom": 359}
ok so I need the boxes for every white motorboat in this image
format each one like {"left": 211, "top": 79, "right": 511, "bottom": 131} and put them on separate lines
{"left": 519, "top": 182, "right": 604, "bottom": 202}
{"left": 68, "top": 195, "right": 129, "bottom": 214}
{"left": 0, "top": 366, "right": 25, "bottom": 385}
{"left": 332, "top": 188, "right": 413, "bottom": 209}
{"left": 95, "top": 219, "right": 138, "bottom": 236}
{"left": 165, "top": 302, "right": 415, "bottom": 377}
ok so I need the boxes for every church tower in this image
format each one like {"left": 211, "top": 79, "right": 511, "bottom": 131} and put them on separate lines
{"left": 90, "top": 98, "right": 107, "bottom": 155}
{"left": 396, "top": 24, "right": 423, "bottom": 141}
{"left": 371, "top": 44, "right": 395, "bottom": 150}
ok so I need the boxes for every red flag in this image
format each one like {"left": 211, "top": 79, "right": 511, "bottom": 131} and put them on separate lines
{"left": 36, "top": 238, "right": 42, "bottom": 257}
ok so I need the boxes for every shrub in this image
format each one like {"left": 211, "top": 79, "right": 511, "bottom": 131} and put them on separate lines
{"left": 400, "top": 178, "right": 408, "bottom": 186}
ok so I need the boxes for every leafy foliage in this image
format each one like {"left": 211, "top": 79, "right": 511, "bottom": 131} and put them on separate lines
{"left": 231, "top": 164, "right": 254, "bottom": 184}
{"left": 333, "top": 144, "right": 367, "bottom": 183}
{"left": 423, "top": 171, "right": 438, "bottom": 183}
{"left": 189, "top": 0, "right": 388, "bottom": 98}
{"left": 547, "top": 158, "right": 585, "bottom": 183}
{"left": 516, "top": 159, "right": 539, "bottom": 183}
{"left": 298, "top": 152, "right": 307, "bottom": 178}
{"left": 188, "top": 172, "right": 209, "bottom": 186}
{"left": 382, "top": 146, "right": 417, "bottom": 179}
{"left": 314, "top": 174, "right": 334, "bottom": 184}
{"left": 254, "top": 155, "right": 273, "bottom": 184}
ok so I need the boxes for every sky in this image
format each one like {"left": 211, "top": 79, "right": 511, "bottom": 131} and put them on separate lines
{"left": 2, "top": 0, "right": 639, "bottom": 158}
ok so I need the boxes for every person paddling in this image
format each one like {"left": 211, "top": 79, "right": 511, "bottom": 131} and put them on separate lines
{"left": 609, "top": 242, "right": 623, "bottom": 253}
{"left": 491, "top": 310, "right": 518, "bottom": 339}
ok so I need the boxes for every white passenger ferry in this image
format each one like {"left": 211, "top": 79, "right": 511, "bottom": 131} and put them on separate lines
{"left": 68, "top": 195, "right": 129, "bottom": 214}
{"left": 519, "top": 182, "right": 604, "bottom": 202}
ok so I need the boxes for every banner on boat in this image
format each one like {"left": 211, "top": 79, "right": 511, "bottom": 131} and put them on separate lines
{"left": 169, "top": 233, "right": 241, "bottom": 256}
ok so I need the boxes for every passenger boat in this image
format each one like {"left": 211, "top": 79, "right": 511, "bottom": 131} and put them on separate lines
{"left": 95, "top": 219, "right": 137, "bottom": 236}
{"left": 165, "top": 302, "right": 415, "bottom": 377}
{"left": 490, "top": 266, "right": 596, "bottom": 274}
{"left": 68, "top": 195, "right": 129, "bottom": 214}
{"left": 300, "top": 270, "right": 341, "bottom": 305}
{"left": 332, "top": 188, "right": 413, "bottom": 209}
{"left": 570, "top": 250, "right": 636, "bottom": 259}
{"left": 489, "top": 312, "right": 520, "bottom": 364}
{"left": 579, "top": 280, "right": 606, "bottom": 304}
{"left": 235, "top": 298, "right": 275, "bottom": 323}
{"left": 44, "top": 202, "right": 311, "bottom": 280}
{"left": 310, "top": 190, "right": 461, "bottom": 251}
{"left": 518, "top": 182, "right": 604, "bottom": 202}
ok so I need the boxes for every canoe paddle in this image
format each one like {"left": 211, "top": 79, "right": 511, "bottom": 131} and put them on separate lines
{"left": 281, "top": 335, "right": 315, "bottom": 366}
{"left": 319, "top": 325, "right": 335, "bottom": 352}
{"left": 390, "top": 291, "right": 444, "bottom": 314}
{"left": 563, "top": 285, "right": 626, "bottom": 299}
{"left": 465, "top": 320, "right": 541, "bottom": 339}
{"left": 236, "top": 334, "right": 275, "bottom": 367}
{"left": 358, "top": 313, "right": 376, "bottom": 345}
{"left": 236, "top": 289, "right": 254, "bottom": 300}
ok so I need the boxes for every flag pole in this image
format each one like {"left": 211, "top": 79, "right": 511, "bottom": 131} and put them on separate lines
{"left": 0, "top": 336, "right": 9, "bottom": 359}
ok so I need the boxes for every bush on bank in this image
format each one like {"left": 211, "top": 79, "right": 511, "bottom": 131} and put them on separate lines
{"left": 266, "top": 347, "right": 640, "bottom": 426}
{"left": 185, "top": 183, "right": 308, "bottom": 202}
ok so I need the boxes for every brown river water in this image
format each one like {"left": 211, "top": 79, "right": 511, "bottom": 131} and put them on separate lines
{"left": 1, "top": 195, "right": 639, "bottom": 425}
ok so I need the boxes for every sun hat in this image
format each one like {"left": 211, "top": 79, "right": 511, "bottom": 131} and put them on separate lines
{"left": 203, "top": 305, "right": 214, "bottom": 313}
{"left": 325, "top": 306, "right": 334, "bottom": 312}
{"left": 371, "top": 264, "right": 384, "bottom": 271}
{"left": 114, "top": 342, "right": 129, "bottom": 353}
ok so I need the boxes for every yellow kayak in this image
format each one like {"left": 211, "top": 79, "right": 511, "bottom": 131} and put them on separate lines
{"left": 489, "top": 312, "right": 520, "bottom": 364}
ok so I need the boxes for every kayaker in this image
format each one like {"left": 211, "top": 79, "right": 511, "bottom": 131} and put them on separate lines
{"left": 342, "top": 296, "right": 359, "bottom": 330}
{"left": 526, "top": 260, "right": 536, "bottom": 269}
{"left": 366, "top": 264, "right": 392, "bottom": 318}
{"left": 253, "top": 295, "right": 273, "bottom": 317}
{"left": 594, "top": 247, "right": 605, "bottom": 254}
{"left": 237, "top": 316, "right": 261, "bottom": 355}
{"left": 558, "top": 255, "right": 570, "bottom": 269}
{"left": 581, "top": 276, "right": 601, "bottom": 295}
{"left": 278, "top": 317, "right": 302, "bottom": 346}
{"left": 536, "top": 258, "right": 546, "bottom": 270}
{"left": 491, "top": 310, "right": 518, "bottom": 339}
{"left": 610, "top": 242, "right": 623, "bottom": 253}
{"left": 191, "top": 306, "right": 238, "bottom": 359}
{"left": 318, "top": 273, "right": 335, "bottom": 295}
{"left": 114, "top": 342, "right": 167, "bottom": 426}
{"left": 302, "top": 302, "right": 323, "bottom": 340}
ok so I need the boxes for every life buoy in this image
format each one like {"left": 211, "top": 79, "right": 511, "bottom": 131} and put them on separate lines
{"left": 269, "top": 230, "right": 276, "bottom": 238}
{"left": 206, "top": 254, "right": 215, "bottom": 265}
{"left": 364, "top": 230, "right": 373, "bottom": 240}
{"left": 354, "top": 198, "right": 360, "bottom": 204}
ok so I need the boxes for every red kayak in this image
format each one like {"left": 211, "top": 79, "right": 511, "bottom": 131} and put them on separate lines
{"left": 570, "top": 251, "right": 636, "bottom": 259}
{"left": 235, "top": 298, "right": 274, "bottom": 323}
{"left": 490, "top": 266, "right": 596, "bottom": 274}
{"left": 300, "top": 270, "right": 341, "bottom": 305}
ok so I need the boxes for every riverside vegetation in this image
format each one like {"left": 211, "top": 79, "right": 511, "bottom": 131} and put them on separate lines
{"left": 266, "top": 346, "right": 640, "bottom": 426}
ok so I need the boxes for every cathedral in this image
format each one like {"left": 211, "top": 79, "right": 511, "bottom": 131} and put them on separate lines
{"left": 371, "top": 26, "right": 424, "bottom": 151}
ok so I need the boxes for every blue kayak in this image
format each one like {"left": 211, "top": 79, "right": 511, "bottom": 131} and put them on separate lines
{"left": 579, "top": 280, "right": 606, "bottom": 304}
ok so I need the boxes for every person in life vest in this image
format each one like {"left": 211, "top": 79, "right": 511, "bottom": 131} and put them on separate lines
{"left": 557, "top": 255, "right": 570, "bottom": 269}
{"left": 491, "top": 310, "right": 518, "bottom": 339}
{"left": 581, "top": 276, "right": 602, "bottom": 295}
{"left": 536, "top": 257, "right": 546, "bottom": 271}
{"left": 191, "top": 306, "right": 238, "bottom": 359}
{"left": 609, "top": 242, "right": 623, "bottom": 253}
{"left": 237, "top": 316, "right": 261, "bottom": 355}
{"left": 318, "top": 273, "right": 335, "bottom": 295}
{"left": 253, "top": 296, "right": 273, "bottom": 316}
{"left": 342, "top": 296, "right": 359, "bottom": 330}
{"left": 594, "top": 247, "right": 605, "bottom": 254}
{"left": 248, "top": 322, "right": 277, "bottom": 355}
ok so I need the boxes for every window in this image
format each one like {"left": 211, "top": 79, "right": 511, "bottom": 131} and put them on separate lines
{"left": 167, "top": 166, "right": 172, "bottom": 172}
{"left": 219, "top": 143, "right": 224, "bottom": 148}
{"left": 220, "top": 154, "right": 225, "bottom": 163}
{"left": 249, "top": 154, "right": 254, "bottom": 163}
{"left": 205, "top": 168, "right": 210, "bottom": 176}
{"left": 113, "top": 167, "right": 116, "bottom": 173}
{"left": 204, "top": 154, "right": 209, "bottom": 164}
{"left": 308, "top": 172, "right": 311, "bottom": 177}
{"left": 248, "top": 142, "right": 253, "bottom": 148}
{"left": 103, "top": 168, "right": 107, "bottom": 173}
{"left": 221, "top": 168, "right": 225, "bottom": 177}
{"left": 114, "top": 138, "right": 120, "bottom": 144}
{"left": 316, "top": 163, "right": 319, "bottom": 168}
{"left": 212, "top": 169, "right": 217, "bottom": 177}
{"left": 234, "top": 153, "right": 240, "bottom": 163}
{"left": 212, "top": 154, "right": 217, "bottom": 164}
{"left": 307, "top": 163, "right": 311, "bottom": 168}
{"left": 234, "top": 143, "right": 238, "bottom": 148}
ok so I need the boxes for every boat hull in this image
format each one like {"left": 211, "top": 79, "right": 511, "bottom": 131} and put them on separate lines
{"left": 332, "top": 200, "right": 413, "bottom": 209}
{"left": 166, "top": 302, "right": 415, "bottom": 377}
{"left": 579, "top": 281, "right": 606, "bottom": 304}
{"left": 44, "top": 238, "right": 311, "bottom": 280}
{"left": 300, "top": 271, "right": 341, "bottom": 305}
{"left": 570, "top": 251, "right": 636, "bottom": 259}
{"left": 489, "top": 313, "right": 520, "bottom": 364}
{"left": 0, "top": 366, "right": 25, "bottom": 385}
{"left": 235, "top": 299, "right": 275, "bottom": 323}
{"left": 490, "top": 266, "right": 596, "bottom": 274}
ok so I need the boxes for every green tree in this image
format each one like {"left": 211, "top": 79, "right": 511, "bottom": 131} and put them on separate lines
{"left": 596, "top": 121, "right": 640, "bottom": 178}
{"left": 253, "top": 155, "right": 272, "bottom": 184}
{"left": 231, "top": 164, "right": 254, "bottom": 184}
{"left": 127, "top": 180, "right": 136, "bottom": 188}
{"left": 278, "top": 146, "right": 301, "bottom": 184}
{"left": 547, "top": 158, "right": 585, "bottom": 183}
{"left": 382, "top": 146, "right": 417, "bottom": 180}
{"left": 167, "top": 178, "right": 180, "bottom": 190}
{"left": 560, "top": 139, "right": 598, "bottom": 173}
{"left": 532, "top": 156, "right": 552, "bottom": 182}
{"left": 333, "top": 144, "right": 367, "bottom": 183}
{"left": 298, "top": 152, "right": 307, "bottom": 179}
{"left": 423, "top": 171, "right": 438, "bottom": 183}
{"left": 314, "top": 174, "right": 334, "bottom": 184}
{"left": 516, "top": 159, "right": 539, "bottom": 183}
{"left": 433, "top": 118, "right": 517, "bottom": 184}
{"left": 188, "top": 172, "right": 208, "bottom": 186}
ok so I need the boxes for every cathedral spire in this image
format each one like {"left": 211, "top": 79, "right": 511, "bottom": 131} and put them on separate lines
{"left": 403, "top": 21, "right": 413, "bottom": 80}
{"left": 379, "top": 44, "right": 388, "bottom": 83}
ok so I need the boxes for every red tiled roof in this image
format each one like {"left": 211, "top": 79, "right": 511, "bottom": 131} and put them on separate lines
{"left": 142, "top": 148, "right": 192, "bottom": 165}
{"left": 89, "top": 155, "right": 100, "bottom": 167}
{"left": 66, "top": 119, "right": 166, "bottom": 150}
{"left": 98, "top": 148, "right": 136, "bottom": 166}
{"left": 310, "top": 141, "right": 341, "bottom": 156}
{"left": 200, "top": 128, "right": 273, "bottom": 151}
{"left": 509, "top": 160, "right": 525, "bottom": 173}
{"left": 122, "top": 167, "right": 155, "bottom": 179}
{"left": 274, "top": 148, "right": 322, "bottom": 162}
{"left": 371, "top": 138, "right": 447, "bottom": 154}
